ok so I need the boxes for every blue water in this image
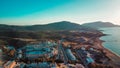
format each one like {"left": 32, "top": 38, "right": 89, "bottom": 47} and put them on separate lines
{"left": 100, "top": 27, "right": 120, "bottom": 56}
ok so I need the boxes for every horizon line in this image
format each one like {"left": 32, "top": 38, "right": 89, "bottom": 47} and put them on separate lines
{"left": 0, "top": 20, "right": 117, "bottom": 26}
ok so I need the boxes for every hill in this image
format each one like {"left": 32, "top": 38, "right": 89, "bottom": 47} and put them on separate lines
{"left": 0, "top": 21, "right": 98, "bottom": 31}
{"left": 82, "top": 21, "right": 120, "bottom": 28}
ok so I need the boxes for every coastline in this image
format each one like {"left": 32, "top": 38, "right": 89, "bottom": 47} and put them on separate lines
{"left": 100, "top": 34, "right": 120, "bottom": 57}
{"left": 103, "top": 48, "right": 120, "bottom": 68}
{"left": 100, "top": 33, "right": 120, "bottom": 57}
{"left": 104, "top": 46, "right": 120, "bottom": 57}
{"left": 99, "top": 36, "right": 120, "bottom": 68}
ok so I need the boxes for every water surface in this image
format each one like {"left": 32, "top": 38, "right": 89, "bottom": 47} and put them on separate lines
{"left": 100, "top": 27, "right": 120, "bottom": 56}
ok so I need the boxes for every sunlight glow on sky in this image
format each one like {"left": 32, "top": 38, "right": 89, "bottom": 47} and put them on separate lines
{"left": 0, "top": 0, "right": 120, "bottom": 25}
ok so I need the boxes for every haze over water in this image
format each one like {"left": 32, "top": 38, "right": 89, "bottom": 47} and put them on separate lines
{"left": 100, "top": 27, "right": 120, "bottom": 56}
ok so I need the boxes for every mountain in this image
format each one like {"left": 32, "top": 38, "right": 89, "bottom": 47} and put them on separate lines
{"left": 82, "top": 21, "right": 120, "bottom": 28}
{"left": 0, "top": 21, "right": 98, "bottom": 31}
{"left": 26, "top": 21, "right": 83, "bottom": 31}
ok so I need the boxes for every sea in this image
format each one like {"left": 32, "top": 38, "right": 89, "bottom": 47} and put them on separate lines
{"left": 99, "top": 27, "right": 120, "bottom": 56}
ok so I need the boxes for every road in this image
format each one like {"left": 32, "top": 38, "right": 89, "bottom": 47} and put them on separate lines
{"left": 58, "top": 39, "right": 69, "bottom": 64}
{"left": 75, "top": 49, "right": 88, "bottom": 68}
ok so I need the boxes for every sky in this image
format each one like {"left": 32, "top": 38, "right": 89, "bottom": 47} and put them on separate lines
{"left": 0, "top": 0, "right": 120, "bottom": 25}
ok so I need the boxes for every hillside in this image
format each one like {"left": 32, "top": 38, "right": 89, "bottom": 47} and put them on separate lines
{"left": 82, "top": 21, "right": 120, "bottom": 28}
{"left": 0, "top": 21, "right": 98, "bottom": 31}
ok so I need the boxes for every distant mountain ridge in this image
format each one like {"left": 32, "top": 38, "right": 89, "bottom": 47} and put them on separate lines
{"left": 0, "top": 21, "right": 119, "bottom": 31}
{"left": 0, "top": 21, "right": 98, "bottom": 32}
{"left": 82, "top": 21, "right": 120, "bottom": 28}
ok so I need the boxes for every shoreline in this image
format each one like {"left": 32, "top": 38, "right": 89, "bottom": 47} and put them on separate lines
{"left": 103, "top": 46, "right": 120, "bottom": 57}
{"left": 100, "top": 33, "right": 120, "bottom": 57}
{"left": 103, "top": 47, "right": 120, "bottom": 67}
{"left": 99, "top": 30, "right": 120, "bottom": 58}
{"left": 99, "top": 27, "right": 120, "bottom": 58}
{"left": 99, "top": 36, "right": 120, "bottom": 68}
